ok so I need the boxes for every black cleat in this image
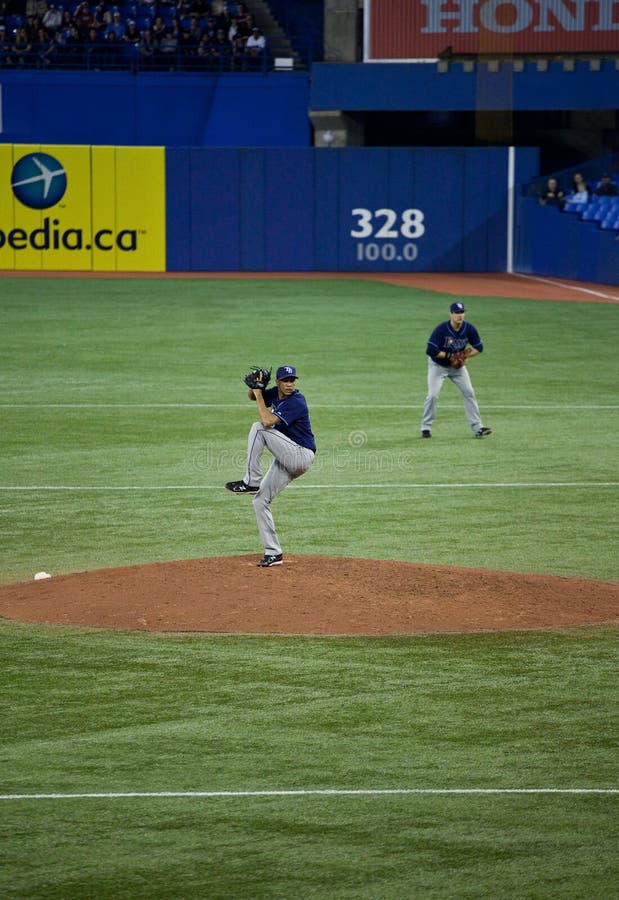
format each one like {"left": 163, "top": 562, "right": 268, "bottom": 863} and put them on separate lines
{"left": 258, "top": 554, "right": 283, "bottom": 568}
{"left": 421, "top": 430, "right": 432, "bottom": 439}
{"left": 475, "top": 427, "right": 492, "bottom": 438}
{"left": 225, "top": 480, "right": 259, "bottom": 494}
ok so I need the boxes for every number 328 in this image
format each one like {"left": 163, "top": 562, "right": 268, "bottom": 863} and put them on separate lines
{"left": 351, "top": 208, "right": 426, "bottom": 239}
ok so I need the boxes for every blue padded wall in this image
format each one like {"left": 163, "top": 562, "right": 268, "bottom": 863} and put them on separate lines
{"left": 165, "top": 146, "right": 540, "bottom": 272}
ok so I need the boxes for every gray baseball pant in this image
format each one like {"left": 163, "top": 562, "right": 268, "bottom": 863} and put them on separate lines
{"left": 421, "top": 359, "right": 483, "bottom": 434}
{"left": 244, "top": 422, "right": 315, "bottom": 556}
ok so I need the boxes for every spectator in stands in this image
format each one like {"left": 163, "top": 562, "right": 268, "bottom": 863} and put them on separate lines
{"left": 92, "top": 2, "right": 111, "bottom": 32}
{"left": 201, "top": 14, "right": 217, "bottom": 41}
{"left": 37, "top": 25, "right": 59, "bottom": 64}
{"left": 245, "top": 24, "right": 265, "bottom": 68}
{"left": 102, "top": 28, "right": 122, "bottom": 65}
{"left": 0, "top": 23, "right": 8, "bottom": 57}
{"left": 25, "top": 12, "right": 42, "bottom": 38}
{"left": 567, "top": 182, "right": 589, "bottom": 207}
{"left": 41, "top": 2, "right": 61, "bottom": 30}
{"left": 229, "top": 29, "right": 245, "bottom": 67}
{"left": 594, "top": 174, "right": 618, "bottom": 197}
{"left": 8, "top": 26, "right": 33, "bottom": 65}
{"left": 151, "top": 14, "right": 166, "bottom": 41}
{"left": 74, "top": 1, "right": 95, "bottom": 35}
{"left": 66, "top": 24, "right": 82, "bottom": 47}
{"left": 26, "top": 0, "right": 47, "bottom": 15}
{"left": 158, "top": 26, "right": 178, "bottom": 57}
{"left": 59, "top": 9, "right": 74, "bottom": 39}
{"left": 123, "top": 20, "right": 140, "bottom": 45}
{"left": 571, "top": 171, "right": 590, "bottom": 194}
{"left": 84, "top": 24, "right": 100, "bottom": 54}
{"left": 538, "top": 177, "right": 565, "bottom": 207}
{"left": 183, "top": 15, "right": 201, "bottom": 47}
{"left": 196, "top": 29, "right": 213, "bottom": 64}
{"left": 210, "top": 25, "right": 230, "bottom": 66}
{"left": 138, "top": 25, "right": 156, "bottom": 63}
{"left": 239, "top": 13, "right": 256, "bottom": 41}
{"left": 33, "top": 23, "right": 48, "bottom": 43}
{"left": 105, "top": 10, "right": 125, "bottom": 40}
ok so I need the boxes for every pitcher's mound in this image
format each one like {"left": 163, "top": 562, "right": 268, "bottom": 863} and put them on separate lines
{"left": 0, "top": 556, "right": 617, "bottom": 635}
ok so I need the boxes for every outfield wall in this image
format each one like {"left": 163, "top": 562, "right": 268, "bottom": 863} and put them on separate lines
{"left": 0, "top": 144, "right": 538, "bottom": 274}
{"left": 515, "top": 199, "right": 619, "bottom": 286}
{"left": 3, "top": 142, "right": 617, "bottom": 283}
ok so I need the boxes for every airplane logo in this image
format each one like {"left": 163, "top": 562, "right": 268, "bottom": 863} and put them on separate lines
{"left": 11, "top": 153, "right": 68, "bottom": 209}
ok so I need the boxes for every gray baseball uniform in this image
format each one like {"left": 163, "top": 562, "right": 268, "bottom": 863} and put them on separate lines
{"left": 226, "top": 366, "right": 316, "bottom": 564}
{"left": 420, "top": 302, "right": 491, "bottom": 438}
{"left": 421, "top": 361, "right": 483, "bottom": 434}
{"left": 245, "top": 423, "right": 315, "bottom": 555}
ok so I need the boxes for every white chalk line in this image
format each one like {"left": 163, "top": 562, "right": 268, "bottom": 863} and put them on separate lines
{"left": 513, "top": 273, "right": 619, "bottom": 303}
{"left": 0, "top": 788, "right": 616, "bottom": 801}
{"left": 0, "top": 403, "right": 618, "bottom": 410}
{"left": 0, "top": 482, "right": 617, "bottom": 492}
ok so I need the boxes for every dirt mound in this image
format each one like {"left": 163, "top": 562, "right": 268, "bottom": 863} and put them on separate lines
{"left": 0, "top": 556, "right": 617, "bottom": 635}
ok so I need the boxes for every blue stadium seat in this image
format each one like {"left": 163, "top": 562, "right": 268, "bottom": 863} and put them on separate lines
{"left": 599, "top": 216, "right": 619, "bottom": 230}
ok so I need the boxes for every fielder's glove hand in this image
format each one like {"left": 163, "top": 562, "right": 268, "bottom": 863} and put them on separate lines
{"left": 243, "top": 366, "right": 272, "bottom": 390}
{"left": 450, "top": 351, "right": 468, "bottom": 369}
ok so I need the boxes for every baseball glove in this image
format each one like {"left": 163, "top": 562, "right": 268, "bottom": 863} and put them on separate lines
{"left": 243, "top": 366, "right": 272, "bottom": 390}
{"left": 450, "top": 350, "right": 468, "bottom": 369}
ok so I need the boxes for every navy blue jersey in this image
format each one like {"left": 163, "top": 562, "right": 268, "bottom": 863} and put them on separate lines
{"left": 263, "top": 387, "right": 316, "bottom": 452}
{"left": 426, "top": 320, "right": 483, "bottom": 367}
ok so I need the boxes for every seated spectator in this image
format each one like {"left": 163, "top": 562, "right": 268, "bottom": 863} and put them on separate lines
{"left": 84, "top": 24, "right": 100, "bottom": 51}
{"left": 567, "top": 182, "right": 589, "bottom": 206}
{"left": 34, "top": 24, "right": 50, "bottom": 45}
{"left": 538, "top": 177, "right": 565, "bottom": 207}
{"left": 229, "top": 29, "right": 245, "bottom": 67}
{"left": 26, "top": 13, "right": 43, "bottom": 40}
{"left": 158, "top": 26, "right": 178, "bottom": 55}
{"left": 26, "top": 0, "right": 47, "bottom": 16}
{"left": 210, "top": 25, "right": 230, "bottom": 64}
{"left": 65, "top": 24, "right": 83, "bottom": 53}
{"left": 74, "top": 1, "right": 95, "bottom": 36}
{"left": 571, "top": 171, "right": 590, "bottom": 194}
{"left": 92, "top": 2, "right": 111, "bottom": 32}
{"left": 101, "top": 28, "right": 122, "bottom": 65}
{"left": 179, "top": 22, "right": 200, "bottom": 60}
{"left": 138, "top": 25, "right": 156, "bottom": 63}
{"left": 8, "top": 26, "right": 34, "bottom": 66}
{"left": 245, "top": 24, "right": 265, "bottom": 68}
{"left": 594, "top": 174, "right": 618, "bottom": 197}
{"left": 42, "top": 3, "right": 62, "bottom": 31}
{"left": 105, "top": 10, "right": 126, "bottom": 40}
{"left": 59, "top": 9, "right": 74, "bottom": 39}
{"left": 123, "top": 20, "right": 140, "bottom": 45}
{"left": 151, "top": 15, "right": 166, "bottom": 41}
{"left": 39, "top": 26, "right": 64, "bottom": 65}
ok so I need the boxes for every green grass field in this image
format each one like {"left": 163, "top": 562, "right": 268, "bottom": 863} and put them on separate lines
{"left": 1, "top": 276, "right": 618, "bottom": 898}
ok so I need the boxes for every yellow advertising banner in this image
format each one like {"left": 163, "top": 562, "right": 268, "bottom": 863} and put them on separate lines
{"left": 0, "top": 144, "right": 166, "bottom": 272}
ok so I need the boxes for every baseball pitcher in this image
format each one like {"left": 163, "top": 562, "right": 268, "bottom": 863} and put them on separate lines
{"left": 226, "top": 365, "right": 316, "bottom": 567}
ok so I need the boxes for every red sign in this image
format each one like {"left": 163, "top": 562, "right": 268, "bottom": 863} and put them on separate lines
{"left": 367, "top": 0, "right": 619, "bottom": 59}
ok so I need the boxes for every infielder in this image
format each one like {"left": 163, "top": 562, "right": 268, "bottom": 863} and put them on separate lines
{"left": 420, "top": 301, "right": 492, "bottom": 438}
{"left": 226, "top": 365, "right": 316, "bottom": 567}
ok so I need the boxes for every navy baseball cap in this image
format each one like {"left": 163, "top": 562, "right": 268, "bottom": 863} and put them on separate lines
{"left": 450, "top": 301, "right": 466, "bottom": 313}
{"left": 276, "top": 365, "right": 298, "bottom": 380}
